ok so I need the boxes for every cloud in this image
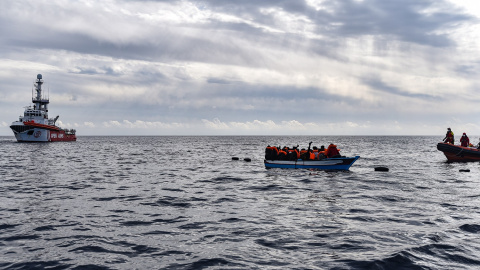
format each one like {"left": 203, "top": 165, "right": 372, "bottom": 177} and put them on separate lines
{"left": 103, "top": 121, "right": 122, "bottom": 128}
{"left": 207, "top": 78, "right": 232, "bottom": 84}
{"left": 309, "top": 0, "right": 472, "bottom": 47}
{"left": 102, "top": 120, "right": 188, "bottom": 129}
{"left": 202, "top": 118, "right": 230, "bottom": 129}
{"left": 0, "top": 0, "right": 479, "bottom": 136}
{"left": 201, "top": 118, "right": 369, "bottom": 133}
{"left": 84, "top": 121, "right": 95, "bottom": 128}
{"left": 363, "top": 77, "right": 441, "bottom": 100}
{"left": 2, "top": 0, "right": 470, "bottom": 65}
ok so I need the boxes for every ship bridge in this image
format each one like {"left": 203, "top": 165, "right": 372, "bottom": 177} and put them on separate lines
{"left": 32, "top": 74, "right": 49, "bottom": 117}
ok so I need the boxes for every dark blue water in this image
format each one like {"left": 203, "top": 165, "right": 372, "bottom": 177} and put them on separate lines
{"left": 1, "top": 136, "right": 480, "bottom": 269}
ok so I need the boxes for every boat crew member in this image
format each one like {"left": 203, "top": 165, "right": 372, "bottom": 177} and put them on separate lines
{"left": 460, "top": 132, "right": 470, "bottom": 147}
{"left": 443, "top": 128, "right": 454, "bottom": 144}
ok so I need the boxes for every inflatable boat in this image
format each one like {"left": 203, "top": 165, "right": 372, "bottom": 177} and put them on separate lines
{"left": 437, "top": 142, "right": 480, "bottom": 162}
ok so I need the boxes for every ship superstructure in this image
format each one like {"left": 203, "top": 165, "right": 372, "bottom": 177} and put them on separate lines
{"left": 10, "top": 74, "right": 76, "bottom": 142}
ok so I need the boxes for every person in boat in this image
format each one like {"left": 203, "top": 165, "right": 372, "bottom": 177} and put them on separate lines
{"left": 278, "top": 148, "right": 288, "bottom": 160}
{"left": 287, "top": 147, "right": 300, "bottom": 161}
{"left": 460, "top": 133, "right": 470, "bottom": 147}
{"left": 300, "top": 142, "right": 315, "bottom": 160}
{"left": 443, "top": 128, "right": 454, "bottom": 144}
{"left": 317, "top": 145, "right": 326, "bottom": 160}
{"left": 325, "top": 144, "right": 341, "bottom": 158}
{"left": 312, "top": 146, "right": 319, "bottom": 159}
{"left": 265, "top": 145, "right": 279, "bottom": 160}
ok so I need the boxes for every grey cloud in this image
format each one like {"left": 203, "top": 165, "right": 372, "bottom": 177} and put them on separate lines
{"left": 364, "top": 78, "right": 441, "bottom": 100}
{"left": 193, "top": 82, "right": 362, "bottom": 109}
{"left": 200, "top": 0, "right": 472, "bottom": 47}
{"left": 3, "top": 20, "right": 267, "bottom": 68}
{"left": 1, "top": 0, "right": 471, "bottom": 68}
{"left": 207, "top": 78, "right": 231, "bottom": 84}
{"left": 70, "top": 67, "right": 103, "bottom": 76}
{"left": 455, "top": 64, "right": 480, "bottom": 76}
{"left": 317, "top": 0, "right": 471, "bottom": 47}
{"left": 69, "top": 66, "right": 127, "bottom": 77}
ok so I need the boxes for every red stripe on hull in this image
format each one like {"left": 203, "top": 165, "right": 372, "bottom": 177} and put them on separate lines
{"left": 442, "top": 152, "right": 480, "bottom": 162}
{"left": 49, "top": 130, "right": 76, "bottom": 142}
{"left": 23, "top": 121, "right": 60, "bottom": 131}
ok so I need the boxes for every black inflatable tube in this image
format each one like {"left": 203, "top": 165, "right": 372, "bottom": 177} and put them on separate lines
{"left": 374, "top": 167, "right": 389, "bottom": 172}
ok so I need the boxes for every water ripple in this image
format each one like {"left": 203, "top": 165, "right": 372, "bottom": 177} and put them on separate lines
{"left": 1, "top": 136, "right": 479, "bottom": 269}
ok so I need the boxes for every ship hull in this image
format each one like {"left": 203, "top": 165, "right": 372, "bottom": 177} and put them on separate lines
{"left": 264, "top": 156, "right": 360, "bottom": 170}
{"left": 12, "top": 127, "right": 76, "bottom": 142}
{"left": 437, "top": 142, "right": 480, "bottom": 162}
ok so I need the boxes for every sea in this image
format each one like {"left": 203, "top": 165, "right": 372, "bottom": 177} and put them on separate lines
{"left": 1, "top": 135, "right": 480, "bottom": 270}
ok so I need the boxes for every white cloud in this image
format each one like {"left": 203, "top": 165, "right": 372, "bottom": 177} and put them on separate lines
{"left": 103, "top": 121, "right": 122, "bottom": 128}
{"left": 202, "top": 118, "right": 230, "bottom": 130}
{"left": 201, "top": 119, "right": 373, "bottom": 134}
{"left": 101, "top": 120, "right": 188, "bottom": 129}
{"left": 346, "top": 121, "right": 359, "bottom": 128}
{"left": 84, "top": 122, "right": 95, "bottom": 128}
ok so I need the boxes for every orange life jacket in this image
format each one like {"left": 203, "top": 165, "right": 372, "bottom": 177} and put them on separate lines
{"left": 266, "top": 146, "right": 279, "bottom": 155}
{"left": 316, "top": 151, "right": 326, "bottom": 160}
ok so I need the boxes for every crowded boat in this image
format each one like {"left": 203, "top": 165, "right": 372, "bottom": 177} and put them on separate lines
{"left": 265, "top": 142, "right": 342, "bottom": 161}
{"left": 264, "top": 142, "right": 360, "bottom": 170}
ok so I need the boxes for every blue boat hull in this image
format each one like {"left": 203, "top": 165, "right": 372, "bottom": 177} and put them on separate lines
{"left": 264, "top": 156, "right": 360, "bottom": 170}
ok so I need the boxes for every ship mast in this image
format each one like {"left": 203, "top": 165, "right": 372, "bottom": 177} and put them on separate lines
{"left": 33, "top": 74, "right": 49, "bottom": 117}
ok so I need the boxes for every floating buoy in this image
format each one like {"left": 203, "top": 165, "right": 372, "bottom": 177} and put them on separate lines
{"left": 459, "top": 169, "right": 470, "bottom": 172}
{"left": 232, "top": 157, "right": 239, "bottom": 160}
{"left": 244, "top": 158, "right": 251, "bottom": 162}
{"left": 374, "top": 167, "right": 389, "bottom": 172}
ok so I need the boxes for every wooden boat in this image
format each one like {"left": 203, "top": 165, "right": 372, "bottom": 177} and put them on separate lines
{"left": 437, "top": 142, "right": 480, "bottom": 162}
{"left": 264, "top": 156, "right": 360, "bottom": 170}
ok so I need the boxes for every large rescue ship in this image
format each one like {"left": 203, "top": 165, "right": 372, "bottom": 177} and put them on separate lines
{"left": 10, "top": 74, "right": 76, "bottom": 142}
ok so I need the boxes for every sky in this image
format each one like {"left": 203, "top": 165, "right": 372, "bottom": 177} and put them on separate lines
{"left": 1, "top": 0, "right": 480, "bottom": 135}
